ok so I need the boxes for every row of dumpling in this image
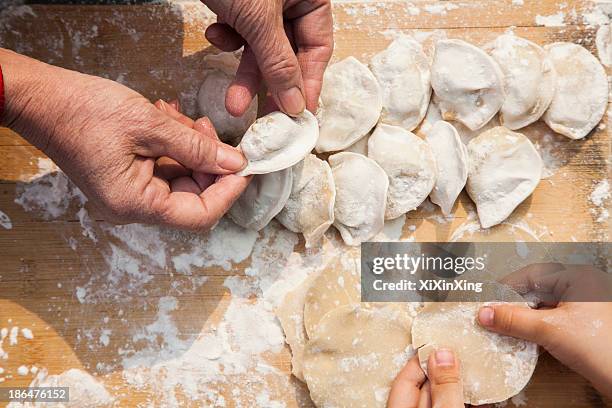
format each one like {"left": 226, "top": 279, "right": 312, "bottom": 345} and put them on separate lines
{"left": 196, "top": 35, "right": 608, "bottom": 246}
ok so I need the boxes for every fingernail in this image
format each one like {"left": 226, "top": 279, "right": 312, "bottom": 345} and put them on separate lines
{"left": 435, "top": 349, "right": 455, "bottom": 367}
{"left": 278, "top": 87, "right": 305, "bottom": 116}
{"left": 479, "top": 307, "right": 495, "bottom": 326}
{"left": 216, "top": 145, "right": 246, "bottom": 172}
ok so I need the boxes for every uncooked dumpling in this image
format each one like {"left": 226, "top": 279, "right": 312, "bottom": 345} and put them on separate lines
{"left": 316, "top": 57, "right": 383, "bottom": 153}
{"left": 303, "top": 256, "right": 360, "bottom": 338}
{"left": 277, "top": 273, "right": 319, "bottom": 382}
{"left": 343, "top": 134, "right": 370, "bottom": 156}
{"left": 486, "top": 35, "right": 556, "bottom": 130}
{"left": 543, "top": 42, "right": 609, "bottom": 139}
{"left": 370, "top": 36, "right": 431, "bottom": 131}
{"left": 197, "top": 52, "right": 258, "bottom": 145}
{"left": 228, "top": 168, "right": 292, "bottom": 231}
{"left": 276, "top": 154, "right": 335, "bottom": 247}
{"left": 412, "top": 284, "right": 538, "bottom": 405}
{"left": 368, "top": 124, "right": 437, "bottom": 220}
{"left": 425, "top": 121, "right": 469, "bottom": 215}
{"left": 303, "top": 305, "right": 413, "bottom": 408}
{"left": 237, "top": 110, "right": 318, "bottom": 176}
{"left": 466, "top": 127, "right": 542, "bottom": 228}
{"left": 431, "top": 39, "right": 505, "bottom": 131}
{"left": 329, "top": 152, "right": 389, "bottom": 246}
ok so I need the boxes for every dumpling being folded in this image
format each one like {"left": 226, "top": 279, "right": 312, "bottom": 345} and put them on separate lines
{"left": 237, "top": 110, "right": 318, "bottom": 176}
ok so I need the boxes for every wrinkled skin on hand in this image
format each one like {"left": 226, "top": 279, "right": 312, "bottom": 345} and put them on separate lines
{"left": 2, "top": 50, "right": 249, "bottom": 230}
{"left": 202, "top": 0, "right": 334, "bottom": 116}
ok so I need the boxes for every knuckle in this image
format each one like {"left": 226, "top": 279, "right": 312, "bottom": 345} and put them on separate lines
{"left": 496, "top": 306, "right": 516, "bottom": 333}
{"left": 432, "top": 370, "right": 461, "bottom": 386}
{"left": 265, "top": 57, "right": 300, "bottom": 85}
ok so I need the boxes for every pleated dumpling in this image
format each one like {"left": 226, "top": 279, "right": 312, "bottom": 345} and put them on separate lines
{"left": 486, "top": 35, "right": 556, "bottom": 130}
{"left": 425, "top": 121, "right": 469, "bottom": 216}
{"left": 370, "top": 36, "right": 432, "bottom": 131}
{"left": 329, "top": 153, "right": 388, "bottom": 246}
{"left": 228, "top": 168, "right": 292, "bottom": 231}
{"left": 467, "top": 127, "right": 542, "bottom": 228}
{"left": 277, "top": 155, "right": 335, "bottom": 247}
{"left": 237, "top": 110, "right": 318, "bottom": 176}
{"left": 543, "top": 42, "right": 609, "bottom": 139}
{"left": 316, "top": 57, "right": 383, "bottom": 153}
{"left": 368, "top": 124, "right": 437, "bottom": 220}
{"left": 197, "top": 52, "right": 258, "bottom": 145}
{"left": 431, "top": 39, "right": 505, "bottom": 131}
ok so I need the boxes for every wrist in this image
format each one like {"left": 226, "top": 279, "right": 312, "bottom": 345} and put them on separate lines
{"left": 0, "top": 49, "right": 67, "bottom": 149}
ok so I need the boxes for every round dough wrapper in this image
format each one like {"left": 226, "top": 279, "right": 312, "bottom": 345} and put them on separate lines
{"left": 371, "top": 36, "right": 431, "bottom": 131}
{"left": 276, "top": 155, "right": 335, "bottom": 247}
{"left": 467, "top": 126, "right": 542, "bottom": 229}
{"left": 197, "top": 52, "right": 258, "bottom": 145}
{"left": 303, "top": 304, "right": 413, "bottom": 408}
{"left": 425, "top": 121, "right": 469, "bottom": 216}
{"left": 486, "top": 35, "right": 556, "bottom": 130}
{"left": 316, "top": 57, "right": 383, "bottom": 153}
{"left": 431, "top": 39, "right": 505, "bottom": 131}
{"left": 228, "top": 168, "right": 292, "bottom": 231}
{"left": 237, "top": 110, "right": 318, "bottom": 176}
{"left": 368, "top": 124, "right": 437, "bottom": 220}
{"left": 303, "top": 255, "right": 361, "bottom": 339}
{"left": 412, "top": 284, "right": 538, "bottom": 405}
{"left": 276, "top": 273, "right": 320, "bottom": 382}
{"left": 543, "top": 42, "right": 609, "bottom": 140}
{"left": 329, "top": 152, "right": 389, "bottom": 246}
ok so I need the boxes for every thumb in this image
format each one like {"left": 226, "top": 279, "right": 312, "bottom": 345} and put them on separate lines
{"left": 137, "top": 120, "right": 246, "bottom": 174}
{"left": 427, "top": 349, "right": 464, "bottom": 408}
{"left": 478, "top": 304, "right": 553, "bottom": 346}
{"left": 247, "top": 22, "right": 306, "bottom": 115}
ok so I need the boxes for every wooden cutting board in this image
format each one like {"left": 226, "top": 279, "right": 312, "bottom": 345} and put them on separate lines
{"left": 0, "top": 1, "right": 609, "bottom": 407}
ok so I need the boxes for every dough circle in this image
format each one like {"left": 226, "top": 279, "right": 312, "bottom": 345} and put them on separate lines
{"left": 303, "top": 304, "right": 413, "bottom": 408}
{"left": 411, "top": 285, "right": 538, "bottom": 405}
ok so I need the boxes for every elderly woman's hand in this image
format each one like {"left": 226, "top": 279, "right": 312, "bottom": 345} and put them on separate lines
{"left": 202, "top": 0, "right": 334, "bottom": 116}
{"left": 1, "top": 49, "right": 250, "bottom": 230}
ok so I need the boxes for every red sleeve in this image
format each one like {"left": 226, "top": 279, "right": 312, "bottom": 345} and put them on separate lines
{"left": 0, "top": 64, "right": 4, "bottom": 122}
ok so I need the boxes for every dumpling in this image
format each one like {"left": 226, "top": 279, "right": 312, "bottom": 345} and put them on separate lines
{"left": 370, "top": 36, "right": 432, "bottom": 131}
{"left": 486, "top": 35, "right": 556, "bottom": 130}
{"left": 543, "top": 42, "right": 609, "bottom": 140}
{"left": 431, "top": 39, "right": 505, "bottom": 131}
{"left": 316, "top": 57, "right": 383, "bottom": 153}
{"left": 236, "top": 110, "right": 318, "bottom": 176}
{"left": 466, "top": 127, "right": 542, "bottom": 228}
{"left": 343, "top": 134, "right": 370, "bottom": 156}
{"left": 228, "top": 168, "right": 292, "bottom": 231}
{"left": 329, "top": 152, "right": 388, "bottom": 246}
{"left": 276, "top": 154, "right": 335, "bottom": 247}
{"left": 368, "top": 124, "right": 437, "bottom": 220}
{"left": 425, "top": 121, "right": 469, "bottom": 216}
{"left": 197, "top": 52, "right": 258, "bottom": 145}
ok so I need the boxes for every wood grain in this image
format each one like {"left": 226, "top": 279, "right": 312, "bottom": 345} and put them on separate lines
{"left": 0, "top": 1, "right": 610, "bottom": 407}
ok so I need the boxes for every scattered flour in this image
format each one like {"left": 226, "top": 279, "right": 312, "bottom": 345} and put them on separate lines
{"left": 535, "top": 12, "right": 566, "bottom": 27}
{"left": 590, "top": 179, "right": 610, "bottom": 223}
{"left": 0, "top": 210, "right": 12, "bottom": 230}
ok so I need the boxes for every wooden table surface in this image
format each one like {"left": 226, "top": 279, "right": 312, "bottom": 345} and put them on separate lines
{"left": 0, "top": 1, "right": 610, "bottom": 407}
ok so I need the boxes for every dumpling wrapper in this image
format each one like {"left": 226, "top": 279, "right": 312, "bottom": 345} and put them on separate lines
{"left": 237, "top": 110, "right": 318, "bottom": 176}
{"left": 329, "top": 152, "right": 389, "bottom": 246}
{"left": 368, "top": 124, "right": 437, "bottom": 220}
{"left": 486, "top": 35, "right": 556, "bottom": 130}
{"left": 543, "top": 42, "right": 609, "bottom": 140}
{"left": 303, "top": 304, "right": 413, "bottom": 408}
{"left": 276, "top": 154, "right": 335, "bottom": 247}
{"left": 197, "top": 52, "right": 258, "bottom": 145}
{"left": 425, "top": 121, "right": 469, "bottom": 216}
{"left": 412, "top": 283, "right": 538, "bottom": 405}
{"left": 431, "top": 39, "right": 505, "bottom": 131}
{"left": 303, "top": 256, "right": 360, "bottom": 338}
{"left": 316, "top": 57, "right": 383, "bottom": 153}
{"left": 466, "top": 126, "right": 542, "bottom": 228}
{"left": 228, "top": 168, "right": 292, "bottom": 231}
{"left": 371, "top": 36, "right": 431, "bottom": 131}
